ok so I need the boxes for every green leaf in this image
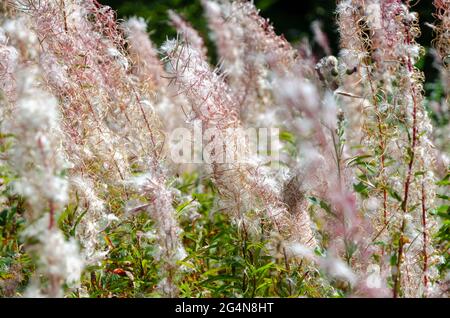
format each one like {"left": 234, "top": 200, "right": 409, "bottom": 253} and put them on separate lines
{"left": 70, "top": 209, "right": 89, "bottom": 236}
{"left": 388, "top": 188, "right": 402, "bottom": 202}
{"left": 308, "top": 196, "right": 336, "bottom": 217}
{"left": 279, "top": 131, "right": 296, "bottom": 144}
{"left": 436, "top": 173, "right": 450, "bottom": 186}
{"left": 432, "top": 205, "right": 450, "bottom": 218}
{"left": 253, "top": 262, "right": 275, "bottom": 275}
{"left": 353, "top": 182, "right": 369, "bottom": 197}
{"left": 390, "top": 254, "right": 397, "bottom": 266}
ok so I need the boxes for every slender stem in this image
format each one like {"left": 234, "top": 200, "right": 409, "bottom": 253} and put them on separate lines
{"left": 49, "top": 200, "right": 55, "bottom": 230}
{"left": 421, "top": 182, "right": 428, "bottom": 290}
{"left": 392, "top": 21, "right": 420, "bottom": 298}
{"left": 366, "top": 63, "right": 389, "bottom": 225}
{"left": 393, "top": 80, "right": 418, "bottom": 299}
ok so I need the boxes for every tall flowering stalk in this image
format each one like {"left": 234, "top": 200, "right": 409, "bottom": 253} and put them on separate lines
{"left": 14, "top": 68, "right": 83, "bottom": 297}
{"left": 168, "top": 10, "right": 208, "bottom": 60}
{"left": 3, "top": 65, "right": 83, "bottom": 297}
{"left": 0, "top": 8, "right": 84, "bottom": 297}
{"left": 431, "top": 0, "right": 450, "bottom": 167}
{"left": 202, "top": 0, "right": 298, "bottom": 124}
{"left": 161, "top": 37, "right": 316, "bottom": 251}
{"left": 336, "top": 0, "right": 394, "bottom": 296}
{"left": 33, "top": 0, "right": 184, "bottom": 296}
{"left": 23, "top": 0, "right": 133, "bottom": 264}
{"left": 433, "top": 0, "right": 450, "bottom": 68}
{"left": 122, "top": 16, "right": 189, "bottom": 148}
{"left": 337, "top": 0, "right": 440, "bottom": 297}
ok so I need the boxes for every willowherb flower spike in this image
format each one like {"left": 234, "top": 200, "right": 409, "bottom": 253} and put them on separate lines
{"left": 0, "top": 6, "right": 85, "bottom": 296}
{"left": 162, "top": 38, "right": 317, "bottom": 251}
{"left": 431, "top": 0, "right": 450, "bottom": 174}
{"left": 202, "top": 0, "right": 298, "bottom": 123}
{"left": 3, "top": 63, "right": 83, "bottom": 297}
{"left": 433, "top": 0, "right": 450, "bottom": 67}
{"left": 336, "top": 0, "right": 441, "bottom": 297}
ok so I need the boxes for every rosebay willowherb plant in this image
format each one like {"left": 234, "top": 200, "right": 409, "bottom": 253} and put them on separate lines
{"left": 336, "top": 0, "right": 443, "bottom": 297}
{"left": 0, "top": 0, "right": 448, "bottom": 298}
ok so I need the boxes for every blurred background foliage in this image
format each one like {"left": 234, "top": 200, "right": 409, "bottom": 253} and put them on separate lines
{"left": 103, "top": 0, "right": 437, "bottom": 80}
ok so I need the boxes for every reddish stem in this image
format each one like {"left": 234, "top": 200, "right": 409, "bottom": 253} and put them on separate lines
{"left": 49, "top": 200, "right": 55, "bottom": 230}
{"left": 421, "top": 182, "right": 428, "bottom": 289}
{"left": 393, "top": 66, "right": 418, "bottom": 299}
{"left": 392, "top": 18, "right": 420, "bottom": 297}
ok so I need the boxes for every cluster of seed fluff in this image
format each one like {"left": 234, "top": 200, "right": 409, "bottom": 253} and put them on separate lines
{"left": 2, "top": 63, "right": 83, "bottom": 296}
{"left": 433, "top": 0, "right": 450, "bottom": 66}
{"left": 0, "top": 9, "right": 84, "bottom": 296}
{"left": 122, "top": 17, "right": 165, "bottom": 88}
{"left": 202, "top": 0, "right": 298, "bottom": 125}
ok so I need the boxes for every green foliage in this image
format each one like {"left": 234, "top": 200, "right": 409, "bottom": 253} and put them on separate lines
{"left": 3, "top": 161, "right": 343, "bottom": 297}
{"left": 0, "top": 163, "right": 34, "bottom": 296}
{"left": 434, "top": 173, "right": 450, "bottom": 275}
{"left": 28, "top": 172, "right": 336, "bottom": 297}
{"left": 174, "top": 173, "right": 334, "bottom": 297}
